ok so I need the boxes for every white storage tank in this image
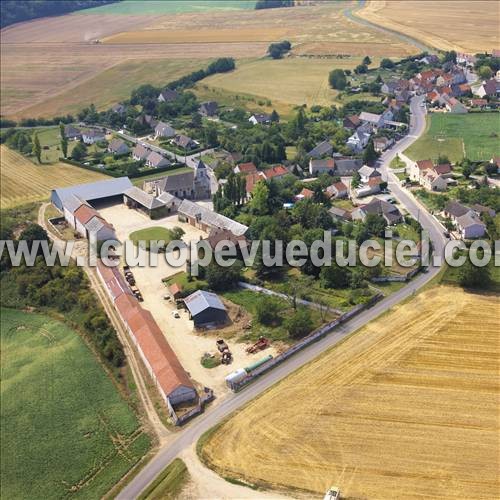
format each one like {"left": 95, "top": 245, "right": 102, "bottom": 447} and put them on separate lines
{"left": 225, "top": 368, "right": 247, "bottom": 389}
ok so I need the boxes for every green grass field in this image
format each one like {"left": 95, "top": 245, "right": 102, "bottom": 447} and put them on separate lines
{"left": 0, "top": 308, "right": 150, "bottom": 500}
{"left": 405, "top": 113, "right": 500, "bottom": 162}
{"left": 138, "top": 458, "right": 190, "bottom": 500}
{"left": 79, "top": 0, "right": 256, "bottom": 15}
{"left": 130, "top": 227, "right": 177, "bottom": 250}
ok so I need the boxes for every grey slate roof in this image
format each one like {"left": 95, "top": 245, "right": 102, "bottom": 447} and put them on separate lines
{"left": 124, "top": 186, "right": 164, "bottom": 210}
{"left": 132, "top": 144, "right": 151, "bottom": 160}
{"left": 156, "top": 192, "right": 181, "bottom": 206}
{"left": 184, "top": 290, "right": 226, "bottom": 317}
{"left": 53, "top": 177, "right": 133, "bottom": 210}
{"left": 334, "top": 158, "right": 363, "bottom": 175}
{"left": 444, "top": 201, "right": 470, "bottom": 218}
{"left": 178, "top": 199, "right": 248, "bottom": 236}
{"left": 199, "top": 101, "right": 218, "bottom": 116}
{"left": 159, "top": 172, "right": 194, "bottom": 192}
{"left": 147, "top": 151, "right": 170, "bottom": 168}
{"left": 456, "top": 212, "right": 486, "bottom": 229}
{"left": 308, "top": 140, "right": 333, "bottom": 158}
{"left": 155, "top": 121, "right": 175, "bottom": 137}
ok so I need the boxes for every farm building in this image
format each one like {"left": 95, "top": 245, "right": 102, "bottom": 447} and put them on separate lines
{"left": 183, "top": 290, "right": 228, "bottom": 328}
{"left": 51, "top": 177, "right": 132, "bottom": 212}
{"left": 51, "top": 177, "right": 133, "bottom": 230}
{"left": 177, "top": 199, "right": 248, "bottom": 236}
{"left": 96, "top": 261, "right": 197, "bottom": 410}
{"left": 72, "top": 204, "right": 116, "bottom": 241}
{"left": 123, "top": 186, "right": 172, "bottom": 218}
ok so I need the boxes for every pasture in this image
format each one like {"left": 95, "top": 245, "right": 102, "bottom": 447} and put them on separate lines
{"left": 405, "top": 113, "right": 500, "bottom": 163}
{"left": 0, "top": 145, "right": 109, "bottom": 209}
{"left": 80, "top": 0, "right": 256, "bottom": 15}
{"left": 200, "top": 286, "right": 500, "bottom": 499}
{"left": 0, "top": 308, "right": 150, "bottom": 499}
{"left": 358, "top": 0, "right": 498, "bottom": 53}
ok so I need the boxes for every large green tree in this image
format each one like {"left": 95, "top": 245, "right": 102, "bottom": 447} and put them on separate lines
{"left": 329, "top": 69, "right": 347, "bottom": 90}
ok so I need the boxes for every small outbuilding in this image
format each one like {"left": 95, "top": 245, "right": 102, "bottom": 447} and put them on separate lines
{"left": 183, "top": 290, "right": 228, "bottom": 328}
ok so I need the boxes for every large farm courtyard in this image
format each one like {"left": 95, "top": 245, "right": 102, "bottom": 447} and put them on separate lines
{"left": 98, "top": 203, "right": 279, "bottom": 395}
{"left": 199, "top": 286, "right": 500, "bottom": 499}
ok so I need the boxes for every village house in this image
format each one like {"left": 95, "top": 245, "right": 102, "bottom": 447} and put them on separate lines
{"left": 355, "top": 177, "right": 384, "bottom": 198}
{"left": 157, "top": 88, "right": 179, "bottom": 103}
{"left": 456, "top": 212, "right": 486, "bottom": 239}
{"left": 261, "top": 164, "right": 288, "bottom": 181}
{"left": 173, "top": 134, "right": 198, "bottom": 151}
{"left": 343, "top": 115, "right": 361, "bottom": 130}
{"left": 73, "top": 204, "right": 116, "bottom": 241}
{"left": 307, "top": 140, "right": 333, "bottom": 158}
{"left": 420, "top": 169, "right": 448, "bottom": 191}
{"left": 64, "top": 125, "right": 82, "bottom": 140}
{"left": 249, "top": 113, "right": 271, "bottom": 125}
{"left": 154, "top": 122, "right": 175, "bottom": 139}
{"left": 233, "top": 162, "right": 257, "bottom": 175}
{"left": 309, "top": 158, "right": 335, "bottom": 176}
{"left": 107, "top": 138, "right": 129, "bottom": 156}
{"left": 352, "top": 198, "right": 402, "bottom": 225}
{"left": 410, "top": 159, "right": 434, "bottom": 181}
{"left": 359, "top": 110, "right": 393, "bottom": 128}
{"left": 82, "top": 129, "right": 105, "bottom": 145}
{"left": 295, "top": 187, "right": 314, "bottom": 201}
{"left": 328, "top": 206, "right": 351, "bottom": 222}
{"left": 325, "top": 181, "right": 348, "bottom": 199}
{"left": 132, "top": 144, "right": 151, "bottom": 162}
{"left": 373, "top": 136, "right": 393, "bottom": 153}
{"left": 474, "top": 78, "right": 500, "bottom": 98}
{"left": 135, "top": 114, "right": 158, "bottom": 130}
{"left": 347, "top": 122, "right": 372, "bottom": 153}
{"left": 199, "top": 101, "right": 218, "bottom": 117}
{"left": 146, "top": 151, "right": 170, "bottom": 169}
{"left": 444, "top": 97, "right": 468, "bottom": 114}
{"left": 111, "top": 103, "right": 127, "bottom": 115}
{"left": 358, "top": 165, "right": 382, "bottom": 184}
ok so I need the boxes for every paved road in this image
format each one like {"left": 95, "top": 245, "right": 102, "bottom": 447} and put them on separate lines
{"left": 117, "top": 95, "right": 447, "bottom": 499}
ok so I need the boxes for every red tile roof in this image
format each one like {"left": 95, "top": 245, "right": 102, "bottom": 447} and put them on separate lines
{"left": 168, "top": 283, "right": 183, "bottom": 296}
{"left": 297, "top": 187, "right": 314, "bottom": 199}
{"left": 262, "top": 164, "right": 288, "bottom": 179}
{"left": 434, "top": 163, "right": 452, "bottom": 175}
{"left": 74, "top": 204, "right": 99, "bottom": 225}
{"left": 416, "top": 159, "right": 434, "bottom": 171}
{"left": 237, "top": 162, "right": 257, "bottom": 174}
{"left": 97, "top": 259, "right": 195, "bottom": 400}
{"left": 245, "top": 172, "right": 265, "bottom": 193}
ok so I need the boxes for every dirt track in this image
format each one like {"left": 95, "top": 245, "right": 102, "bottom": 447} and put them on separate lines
{"left": 200, "top": 286, "right": 500, "bottom": 499}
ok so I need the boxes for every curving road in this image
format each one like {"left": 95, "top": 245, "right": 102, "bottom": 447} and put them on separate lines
{"left": 117, "top": 95, "right": 447, "bottom": 499}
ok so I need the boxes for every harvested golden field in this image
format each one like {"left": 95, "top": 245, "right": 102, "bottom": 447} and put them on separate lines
{"left": 358, "top": 0, "right": 499, "bottom": 53}
{"left": 199, "top": 56, "right": 381, "bottom": 111}
{"left": 124, "top": 2, "right": 415, "bottom": 56}
{"left": 102, "top": 27, "right": 289, "bottom": 44}
{"left": 16, "top": 58, "right": 209, "bottom": 119}
{"left": 201, "top": 286, "right": 500, "bottom": 499}
{"left": 0, "top": 145, "right": 108, "bottom": 209}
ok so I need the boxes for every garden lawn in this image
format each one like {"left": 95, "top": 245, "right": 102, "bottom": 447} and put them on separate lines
{"left": 405, "top": 113, "right": 500, "bottom": 162}
{"left": 0, "top": 308, "right": 150, "bottom": 500}
{"left": 129, "top": 227, "right": 176, "bottom": 250}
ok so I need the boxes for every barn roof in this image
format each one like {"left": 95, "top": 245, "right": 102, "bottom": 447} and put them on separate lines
{"left": 124, "top": 186, "right": 164, "bottom": 210}
{"left": 53, "top": 177, "right": 133, "bottom": 210}
{"left": 183, "top": 290, "right": 226, "bottom": 317}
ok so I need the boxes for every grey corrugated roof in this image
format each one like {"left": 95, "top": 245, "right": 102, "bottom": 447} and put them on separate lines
{"left": 184, "top": 290, "right": 226, "bottom": 317}
{"left": 124, "top": 186, "right": 164, "bottom": 210}
{"left": 178, "top": 199, "right": 248, "bottom": 236}
{"left": 53, "top": 177, "right": 133, "bottom": 209}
